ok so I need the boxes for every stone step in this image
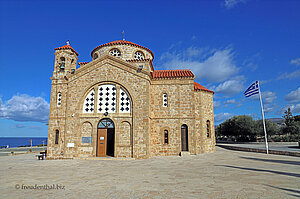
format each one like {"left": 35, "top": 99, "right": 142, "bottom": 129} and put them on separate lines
{"left": 180, "top": 151, "right": 190, "bottom": 156}
{"left": 74, "top": 157, "right": 135, "bottom": 160}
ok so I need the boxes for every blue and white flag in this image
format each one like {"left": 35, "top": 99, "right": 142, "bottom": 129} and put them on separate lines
{"left": 244, "top": 81, "right": 259, "bottom": 97}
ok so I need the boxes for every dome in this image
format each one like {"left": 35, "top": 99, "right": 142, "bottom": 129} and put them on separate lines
{"left": 91, "top": 40, "right": 154, "bottom": 58}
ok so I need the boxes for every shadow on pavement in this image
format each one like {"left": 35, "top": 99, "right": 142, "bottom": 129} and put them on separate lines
{"left": 215, "top": 165, "right": 300, "bottom": 178}
{"left": 239, "top": 156, "right": 300, "bottom": 166}
{"left": 263, "top": 184, "right": 300, "bottom": 198}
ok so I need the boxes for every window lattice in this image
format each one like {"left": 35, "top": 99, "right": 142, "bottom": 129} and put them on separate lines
{"left": 57, "top": 92, "right": 62, "bottom": 107}
{"left": 163, "top": 93, "right": 168, "bottom": 107}
{"left": 97, "top": 85, "right": 117, "bottom": 113}
{"left": 109, "top": 49, "right": 121, "bottom": 57}
{"left": 119, "top": 88, "right": 131, "bottom": 113}
{"left": 83, "top": 89, "right": 95, "bottom": 113}
{"left": 134, "top": 51, "right": 145, "bottom": 60}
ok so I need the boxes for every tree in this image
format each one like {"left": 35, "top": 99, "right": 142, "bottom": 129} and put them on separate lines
{"left": 256, "top": 119, "right": 280, "bottom": 137}
{"left": 282, "top": 108, "right": 300, "bottom": 135}
{"left": 283, "top": 108, "right": 294, "bottom": 126}
{"left": 216, "top": 115, "right": 256, "bottom": 141}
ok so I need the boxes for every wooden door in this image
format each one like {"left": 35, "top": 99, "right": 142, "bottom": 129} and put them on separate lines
{"left": 97, "top": 129, "right": 107, "bottom": 157}
{"left": 181, "top": 125, "right": 188, "bottom": 151}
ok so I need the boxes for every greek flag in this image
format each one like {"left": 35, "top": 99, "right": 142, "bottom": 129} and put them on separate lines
{"left": 244, "top": 81, "right": 259, "bottom": 97}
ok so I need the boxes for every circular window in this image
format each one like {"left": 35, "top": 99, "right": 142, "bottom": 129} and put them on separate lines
{"left": 134, "top": 51, "right": 145, "bottom": 60}
{"left": 109, "top": 49, "right": 121, "bottom": 57}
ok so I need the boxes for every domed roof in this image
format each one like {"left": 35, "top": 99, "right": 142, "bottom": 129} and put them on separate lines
{"left": 91, "top": 40, "right": 154, "bottom": 58}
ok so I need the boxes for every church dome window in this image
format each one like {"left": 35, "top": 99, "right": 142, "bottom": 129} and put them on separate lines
{"left": 93, "top": 53, "right": 98, "bottom": 60}
{"left": 109, "top": 49, "right": 121, "bottom": 57}
{"left": 134, "top": 51, "right": 145, "bottom": 60}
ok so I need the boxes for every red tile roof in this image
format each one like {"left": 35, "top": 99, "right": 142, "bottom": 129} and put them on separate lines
{"left": 126, "top": 58, "right": 154, "bottom": 71}
{"left": 194, "top": 82, "right": 214, "bottom": 93}
{"left": 91, "top": 40, "right": 154, "bottom": 58}
{"left": 151, "top": 69, "right": 194, "bottom": 79}
{"left": 55, "top": 45, "right": 79, "bottom": 56}
{"left": 126, "top": 58, "right": 151, "bottom": 62}
{"left": 78, "top": 62, "right": 89, "bottom": 66}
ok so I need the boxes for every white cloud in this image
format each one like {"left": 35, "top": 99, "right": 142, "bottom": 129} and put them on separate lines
{"left": 159, "top": 47, "right": 239, "bottom": 83}
{"left": 263, "top": 104, "right": 278, "bottom": 113}
{"left": 250, "top": 91, "right": 277, "bottom": 104}
{"left": 215, "top": 112, "right": 235, "bottom": 123}
{"left": 214, "top": 76, "right": 245, "bottom": 96}
{"left": 224, "top": 0, "right": 247, "bottom": 9}
{"left": 277, "top": 103, "right": 300, "bottom": 115}
{"left": 225, "top": 99, "right": 236, "bottom": 104}
{"left": 214, "top": 101, "right": 221, "bottom": 109}
{"left": 278, "top": 69, "right": 300, "bottom": 80}
{"left": 290, "top": 58, "right": 300, "bottom": 66}
{"left": 285, "top": 87, "right": 300, "bottom": 103}
{"left": 0, "top": 94, "right": 49, "bottom": 123}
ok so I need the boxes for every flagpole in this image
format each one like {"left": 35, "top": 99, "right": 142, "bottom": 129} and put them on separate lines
{"left": 257, "top": 81, "right": 269, "bottom": 154}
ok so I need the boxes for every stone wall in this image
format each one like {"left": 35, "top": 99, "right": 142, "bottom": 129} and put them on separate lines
{"left": 47, "top": 43, "right": 216, "bottom": 160}
{"left": 195, "top": 91, "right": 216, "bottom": 154}
{"left": 150, "top": 79, "right": 197, "bottom": 156}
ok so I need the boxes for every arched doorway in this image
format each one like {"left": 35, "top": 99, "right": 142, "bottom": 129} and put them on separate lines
{"left": 181, "top": 124, "right": 188, "bottom": 151}
{"left": 97, "top": 118, "right": 115, "bottom": 157}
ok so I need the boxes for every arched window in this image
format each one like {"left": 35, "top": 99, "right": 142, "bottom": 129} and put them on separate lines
{"left": 55, "top": 130, "right": 59, "bottom": 144}
{"left": 98, "top": 118, "right": 115, "bottom": 128}
{"left": 82, "top": 84, "right": 131, "bottom": 114}
{"left": 163, "top": 93, "right": 168, "bottom": 107}
{"left": 59, "top": 57, "right": 65, "bottom": 71}
{"left": 119, "top": 88, "right": 131, "bottom": 113}
{"left": 206, "top": 120, "right": 211, "bottom": 138}
{"left": 164, "top": 130, "right": 169, "bottom": 144}
{"left": 109, "top": 49, "right": 121, "bottom": 57}
{"left": 134, "top": 51, "right": 145, "bottom": 60}
{"left": 83, "top": 89, "right": 95, "bottom": 113}
{"left": 93, "top": 53, "right": 98, "bottom": 60}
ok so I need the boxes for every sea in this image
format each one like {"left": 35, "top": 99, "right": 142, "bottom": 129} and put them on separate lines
{"left": 0, "top": 137, "right": 48, "bottom": 148}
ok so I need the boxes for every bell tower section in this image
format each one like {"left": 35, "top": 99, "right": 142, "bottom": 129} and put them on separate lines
{"left": 47, "top": 41, "right": 79, "bottom": 159}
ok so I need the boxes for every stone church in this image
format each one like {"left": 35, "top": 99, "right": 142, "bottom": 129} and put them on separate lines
{"left": 47, "top": 39, "right": 215, "bottom": 159}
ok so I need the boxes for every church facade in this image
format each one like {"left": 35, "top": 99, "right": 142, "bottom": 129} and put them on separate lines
{"left": 47, "top": 40, "right": 215, "bottom": 159}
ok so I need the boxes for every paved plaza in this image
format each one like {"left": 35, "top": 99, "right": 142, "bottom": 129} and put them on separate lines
{"left": 0, "top": 147, "right": 299, "bottom": 198}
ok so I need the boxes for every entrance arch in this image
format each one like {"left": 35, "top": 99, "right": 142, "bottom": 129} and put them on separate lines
{"left": 97, "top": 118, "right": 115, "bottom": 157}
{"left": 181, "top": 124, "right": 188, "bottom": 151}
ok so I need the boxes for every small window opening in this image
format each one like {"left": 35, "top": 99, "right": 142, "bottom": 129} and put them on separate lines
{"left": 163, "top": 93, "right": 168, "bottom": 107}
{"left": 55, "top": 130, "right": 59, "bottom": 144}
{"left": 206, "top": 120, "right": 211, "bottom": 138}
{"left": 164, "top": 130, "right": 169, "bottom": 144}
{"left": 59, "top": 57, "right": 65, "bottom": 71}
{"left": 93, "top": 53, "right": 98, "bottom": 60}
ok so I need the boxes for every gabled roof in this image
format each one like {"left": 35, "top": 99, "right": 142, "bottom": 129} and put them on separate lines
{"left": 194, "top": 82, "right": 214, "bottom": 93}
{"left": 151, "top": 69, "right": 194, "bottom": 79}
{"left": 91, "top": 40, "right": 154, "bottom": 58}
{"left": 55, "top": 45, "right": 79, "bottom": 56}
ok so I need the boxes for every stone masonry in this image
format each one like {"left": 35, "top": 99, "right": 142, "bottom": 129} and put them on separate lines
{"left": 47, "top": 40, "right": 215, "bottom": 159}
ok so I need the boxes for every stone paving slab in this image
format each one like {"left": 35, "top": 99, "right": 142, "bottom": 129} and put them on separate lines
{"left": 217, "top": 142, "right": 299, "bottom": 152}
{"left": 0, "top": 147, "right": 299, "bottom": 198}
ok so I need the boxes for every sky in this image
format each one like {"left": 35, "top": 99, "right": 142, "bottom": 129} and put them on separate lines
{"left": 0, "top": 0, "right": 300, "bottom": 137}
